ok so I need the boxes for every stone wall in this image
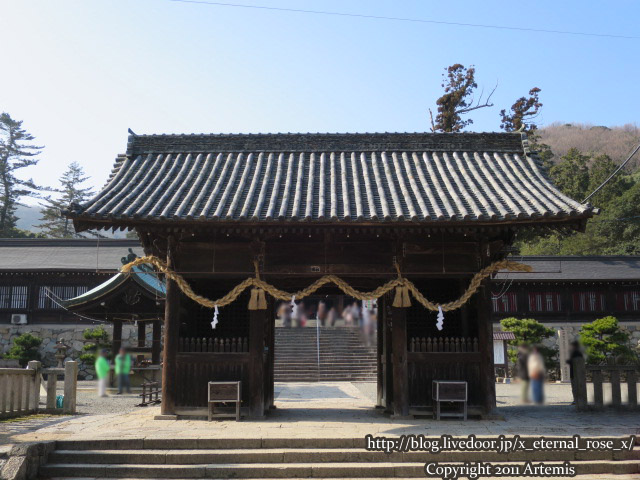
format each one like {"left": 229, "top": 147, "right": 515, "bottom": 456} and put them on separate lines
{"left": 0, "top": 324, "right": 153, "bottom": 380}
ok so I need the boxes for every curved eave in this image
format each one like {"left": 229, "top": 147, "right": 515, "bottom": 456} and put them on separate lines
{"left": 69, "top": 210, "right": 595, "bottom": 234}
{"left": 62, "top": 266, "right": 165, "bottom": 310}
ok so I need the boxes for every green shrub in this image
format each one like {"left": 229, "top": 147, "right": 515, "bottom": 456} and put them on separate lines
{"left": 5, "top": 332, "right": 42, "bottom": 367}
{"left": 500, "top": 317, "right": 558, "bottom": 371}
{"left": 579, "top": 316, "right": 636, "bottom": 364}
{"left": 80, "top": 326, "right": 111, "bottom": 366}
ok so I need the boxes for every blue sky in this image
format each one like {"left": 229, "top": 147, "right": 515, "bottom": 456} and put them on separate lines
{"left": 1, "top": 0, "right": 638, "bottom": 197}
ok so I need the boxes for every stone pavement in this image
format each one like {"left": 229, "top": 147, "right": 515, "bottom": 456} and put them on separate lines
{"left": 4, "top": 382, "right": 638, "bottom": 446}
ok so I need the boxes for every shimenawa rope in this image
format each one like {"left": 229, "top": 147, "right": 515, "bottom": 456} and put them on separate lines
{"left": 120, "top": 256, "right": 532, "bottom": 312}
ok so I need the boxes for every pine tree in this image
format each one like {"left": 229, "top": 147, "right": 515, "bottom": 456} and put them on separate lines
{"left": 499, "top": 87, "right": 542, "bottom": 133}
{"left": 429, "top": 64, "right": 496, "bottom": 133}
{"left": 0, "top": 113, "right": 43, "bottom": 236}
{"left": 38, "top": 162, "right": 94, "bottom": 238}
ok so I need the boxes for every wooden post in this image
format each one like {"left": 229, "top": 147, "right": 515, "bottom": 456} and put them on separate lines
{"left": 248, "top": 309, "right": 266, "bottom": 418}
{"left": 27, "top": 360, "right": 41, "bottom": 412}
{"left": 137, "top": 321, "right": 146, "bottom": 348}
{"left": 161, "top": 235, "right": 180, "bottom": 416}
{"left": 63, "top": 361, "right": 78, "bottom": 414}
{"left": 573, "top": 356, "right": 588, "bottom": 411}
{"left": 391, "top": 306, "right": 410, "bottom": 418}
{"left": 383, "top": 301, "right": 393, "bottom": 412}
{"left": 376, "top": 301, "right": 384, "bottom": 407}
{"left": 152, "top": 320, "right": 162, "bottom": 365}
{"left": 477, "top": 279, "right": 496, "bottom": 414}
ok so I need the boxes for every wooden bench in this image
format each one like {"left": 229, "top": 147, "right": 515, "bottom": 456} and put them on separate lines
{"left": 432, "top": 380, "right": 467, "bottom": 420}
{"left": 208, "top": 381, "right": 241, "bottom": 421}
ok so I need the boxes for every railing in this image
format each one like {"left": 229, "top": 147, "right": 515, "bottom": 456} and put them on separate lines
{"left": 43, "top": 361, "right": 79, "bottom": 414}
{"left": 0, "top": 361, "right": 41, "bottom": 418}
{"left": 137, "top": 381, "right": 161, "bottom": 407}
{"left": 409, "top": 337, "right": 479, "bottom": 353}
{"left": 0, "top": 360, "right": 78, "bottom": 418}
{"left": 573, "top": 357, "right": 639, "bottom": 410}
{"left": 179, "top": 337, "right": 249, "bottom": 353}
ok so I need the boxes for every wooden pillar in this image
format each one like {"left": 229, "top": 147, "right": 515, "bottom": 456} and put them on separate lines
{"left": 249, "top": 309, "right": 266, "bottom": 418}
{"left": 376, "top": 300, "right": 384, "bottom": 408}
{"left": 383, "top": 301, "right": 394, "bottom": 413}
{"left": 161, "top": 235, "right": 180, "bottom": 416}
{"left": 391, "top": 306, "right": 410, "bottom": 418}
{"left": 265, "top": 304, "right": 275, "bottom": 409}
{"left": 137, "top": 321, "right": 146, "bottom": 348}
{"left": 477, "top": 279, "right": 496, "bottom": 414}
{"left": 112, "top": 320, "right": 123, "bottom": 359}
{"left": 152, "top": 320, "right": 162, "bottom": 365}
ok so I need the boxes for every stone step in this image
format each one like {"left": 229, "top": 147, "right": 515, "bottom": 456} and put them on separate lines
{"left": 38, "top": 460, "right": 640, "bottom": 478}
{"left": 47, "top": 447, "right": 640, "bottom": 464}
{"left": 51, "top": 437, "right": 640, "bottom": 450}
{"left": 42, "top": 476, "right": 640, "bottom": 480}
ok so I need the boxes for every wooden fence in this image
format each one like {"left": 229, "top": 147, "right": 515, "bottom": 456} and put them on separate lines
{"left": 410, "top": 337, "right": 479, "bottom": 353}
{"left": 0, "top": 360, "right": 78, "bottom": 418}
{"left": 179, "top": 337, "right": 249, "bottom": 353}
{"left": 573, "top": 357, "right": 639, "bottom": 411}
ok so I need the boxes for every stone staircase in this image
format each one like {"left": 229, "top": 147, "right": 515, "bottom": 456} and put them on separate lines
{"left": 274, "top": 327, "right": 377, "bottom": 382}
{"left": 39, "top": 437, "right": 640, "bottom": 478}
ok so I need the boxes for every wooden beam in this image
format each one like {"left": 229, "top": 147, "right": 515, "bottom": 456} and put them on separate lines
{"left": 391, "top": 306, "right": 410, "bottom": 418}
{"left": 161, "top": 235, "right": 180, "bottom": 416}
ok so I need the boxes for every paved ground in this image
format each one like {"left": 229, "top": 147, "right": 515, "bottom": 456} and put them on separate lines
{"left": 2, "top": 381, "right": 637, "bottom": 447}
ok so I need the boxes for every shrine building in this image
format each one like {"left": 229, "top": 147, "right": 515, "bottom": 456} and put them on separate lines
{"left": 65, "top": 132, "right": 595, "bottom": 418}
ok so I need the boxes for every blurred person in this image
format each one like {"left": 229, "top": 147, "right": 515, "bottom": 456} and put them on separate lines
{"left": 317, "top": 301, "right": 328, "bottom": 327}
{"left": 351, "top": 301, "right": 362, "bottom": 327}
{"left": 115, "top": 347, "right": 132, "bottom": 395}
{"left": 277, "top": 302, "right": 292, "bottom": 328}
{"left": 567, "top": 340, "right": 584, "bottom": 405}
{"left": 516, "top": 344, "right": 530, "bottom": 403}
{"left": 528, "top": 346, "right": 546, "bottom": 404}
{"left": 95, "top": 349, "right": 110, "bottom": 398}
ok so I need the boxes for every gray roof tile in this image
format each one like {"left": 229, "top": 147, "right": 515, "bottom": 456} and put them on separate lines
{"left": 495, "top": 256, "right": 640, "bottom": 281}
{"left": 68, "top": 132, "right": 594, "bottom": 225}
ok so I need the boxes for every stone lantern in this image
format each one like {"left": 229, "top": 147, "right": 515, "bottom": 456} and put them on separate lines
{"left": 54, "top": 338, "right": 69, "bottom": 368}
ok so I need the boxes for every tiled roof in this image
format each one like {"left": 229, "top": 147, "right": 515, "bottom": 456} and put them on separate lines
{"left": 494, "top": 256, "right": 640, "bottom": 281}
{"left": 62, "top": 264, "right": 165, "bottom": 309}
{"left": 493, "top": 331, "right": 516, "bottom": 341}
{"left": 68, "top": 132, "right": 594, "bottom": 226}
{"left": 0, "top": 239, "right": 142, "bottom": 271}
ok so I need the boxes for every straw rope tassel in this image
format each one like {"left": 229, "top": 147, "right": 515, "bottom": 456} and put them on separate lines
{"left": 392, "top": 286, "right": 404, "bottom": 308}
{"left": 257, "top": 289, "right": 267, "bottom": 309}
{"left": 401, "top": 286, "right": 411, "bottom": 307}
{"left": 248, "top": 288, "right": 259, "bottom": 310}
